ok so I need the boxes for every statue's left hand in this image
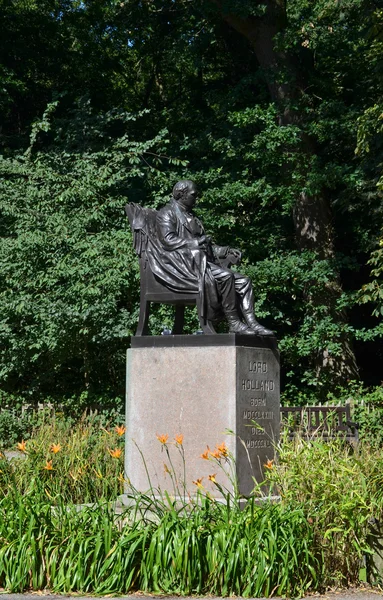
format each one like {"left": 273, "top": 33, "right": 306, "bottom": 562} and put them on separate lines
{"left": 228, "top": 248, "right": 242, "bottom": 263}
{"left": 198, "top": 234, "right": 211, "bottom": 251}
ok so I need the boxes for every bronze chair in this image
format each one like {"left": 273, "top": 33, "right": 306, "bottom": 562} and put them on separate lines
{"left": 126, "top": 203, "right": 217, "bottom": 336}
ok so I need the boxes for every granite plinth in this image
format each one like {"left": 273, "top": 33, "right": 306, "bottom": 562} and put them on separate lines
{"left": 131, "top": 332, "right": 278, "bottom": 350}
{"left": 125, "top": 335, "right": 280, "bottom": 498}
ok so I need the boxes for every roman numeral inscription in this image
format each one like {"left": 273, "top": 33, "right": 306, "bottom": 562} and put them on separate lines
{"left": 243, "top": 411, "right": 274, "bottom": 420}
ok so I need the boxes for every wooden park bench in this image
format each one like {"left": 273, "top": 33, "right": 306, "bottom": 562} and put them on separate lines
{"left": 280, "top": 405, "right": 359, "bottom": 444}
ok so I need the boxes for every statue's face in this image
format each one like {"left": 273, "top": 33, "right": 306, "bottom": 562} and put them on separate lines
{"left": 182, "top": 183, "right": 198, "bottom": 209}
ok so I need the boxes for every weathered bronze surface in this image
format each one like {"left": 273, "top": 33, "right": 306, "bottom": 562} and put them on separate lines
{"left": 126, "top": 180, "right": 275, "bottom": 337}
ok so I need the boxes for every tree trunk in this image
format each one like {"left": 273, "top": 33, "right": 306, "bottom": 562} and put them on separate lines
{"left": 209, "top": 0, "right": 359, "bottom": 385}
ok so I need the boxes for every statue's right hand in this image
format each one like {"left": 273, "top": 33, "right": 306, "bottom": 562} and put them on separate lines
{"left": 198, "top": 234, "right": 210, "bottom": 251}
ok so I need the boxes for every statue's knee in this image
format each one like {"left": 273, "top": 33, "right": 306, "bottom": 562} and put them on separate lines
{"left": 216, "top": 269, "right": 235, "bottom": 284}
{"left": 235, "top": 275, "right": 252, "bottom": 293}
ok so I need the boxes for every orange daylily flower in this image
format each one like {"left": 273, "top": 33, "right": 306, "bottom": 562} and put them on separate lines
{"left": 200, "top": 446, "right": 210, "bottom": 460}
{"left": 193, "top": 477, "right": 204, "bottom": 489}
{"left": 44, "top": 460, "right": 53, "bottom": 471}
{"left": 264, "top": 459, "right": 274, "bottom": 469}
{"left": 51, "top": 443, "right": 62, "bottom": 454}
{"left": 174, "top": 434, "right": 184, "bottom": 445}
{"left": 115, "top": 425, "right": 126, "bottom": 436}
{"left": 208, "top": 473, "right": 217, "bottom": 484}
{"left": 108, "top": 447, "right": 122, "bottom": 459}
{"left": 216, "top": 442, "right": 228, "bottom": 457}
{"left": 156, "top": 434, "right": 169, "bottom": 444}
{"left": 17, "top": 440, "right": 27, "bottom": 453}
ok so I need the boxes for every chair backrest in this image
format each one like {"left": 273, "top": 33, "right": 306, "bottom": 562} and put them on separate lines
{"left": 125, "top": 203, "right": 158, "bottom": 258}
{"left": 126, "top": 202, "right": 196, "bottom": 302}
{"left": 125, "top": 201, "right": 216, "bottom": 333}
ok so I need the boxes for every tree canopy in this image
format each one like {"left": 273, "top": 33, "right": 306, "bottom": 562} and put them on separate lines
{"left": 1, "top": 0, "right": 382, "bottom": 403}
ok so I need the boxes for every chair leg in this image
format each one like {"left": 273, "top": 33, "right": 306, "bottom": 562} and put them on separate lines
{"left": 173, "top": 305, "right": 185, "bottom": 334}
{"left": 201, "top": 320, "right": 217, "bottom": 334}
{"left": 135, "top": 301, "right": 150, "bottom": 336}
{"left": 196, "top": 299, "right": 216, "bottom": 334}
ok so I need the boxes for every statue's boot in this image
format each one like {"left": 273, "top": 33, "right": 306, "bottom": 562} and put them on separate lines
{"left": 243, "top": 312, "right": 275, "bottom": 337}
{"left": 226, "top": 311, "right": 255, "bottom": 335}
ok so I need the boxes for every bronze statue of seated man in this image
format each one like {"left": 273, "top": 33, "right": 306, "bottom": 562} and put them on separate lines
{"left": 141, "top": 179, "right": 274, "bottom": 336}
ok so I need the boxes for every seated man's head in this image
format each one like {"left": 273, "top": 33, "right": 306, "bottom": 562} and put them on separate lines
{"left": 173, "top": 180, "right": 198, "bottom": 209}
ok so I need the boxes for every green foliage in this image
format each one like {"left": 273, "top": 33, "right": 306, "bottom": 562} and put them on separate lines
{"left": 1, "top": 414, "right": 125, "bottom": 504}
{"left": 246, "top": 251, "right": 358, "bottom": 390}
{"left": 0, "top": 102, "right": 180, "bottom": 397}
{"left": 267, "top": 436, "right": 383, "bottom": 587}
{"left": 1, "top": 413, "right": 383, "bottom": 594}
{"left": 356, "top": 103, "right": 383, "bottom": 174}
{"left": 0, "top": 410, "right": 33, "bottom": 450}
{"left": 0, "top": 481, "right": 318, "bottom": 596}
{"left": 358, "top": 235, "right": 383, "bottom": 321}
{"left": 136, "top": 501, "right": 317, "bottom": 597}
{"left": 2, "top": 426, "right": 383, "bottom": 594}
{"left": 1, "top": 0, "right": 383, "bottom": 396}
{"left": 355, "top": 403, "right": 383, "bottom": 448}
{"left": 328, "top": 382, "right": 383, "bottom": 447}
{"left": 0, "top": 388, "right": 124, "bottom": 449}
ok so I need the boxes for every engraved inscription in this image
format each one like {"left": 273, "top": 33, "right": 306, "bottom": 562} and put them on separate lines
{"left": 237, "top": 346, "right": 279, "bottom": 494}
{"left": 249, "top": 361, "right": 268, "bottom": 373}
{"left": 243, "top": 410, "right": 274, "bottom": 420}
{"left": 250, "top": 397, "right": 266, "bottom": 407}
{"left": 246, "top": 439, "right": 272, "bottom": 448}
{"left": 249, "top": 427, "right": 265, "bottom": 436}
{"left": 242, "top": 379, "right": 274, "bottom": 391}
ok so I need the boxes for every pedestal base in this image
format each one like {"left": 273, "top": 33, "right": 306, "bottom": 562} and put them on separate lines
{"left": 125, "top": 334, "right": 280, "bottom": 498}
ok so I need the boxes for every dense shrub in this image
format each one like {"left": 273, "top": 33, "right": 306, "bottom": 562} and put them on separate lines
{"left": 266, "top": 435, "right": 383, "bottom": 587}
{"left": 0, "top": 390, "right": 124, "bottom": 449}
{"left": 350, "top": 386, "right": 383, "bottom": 447}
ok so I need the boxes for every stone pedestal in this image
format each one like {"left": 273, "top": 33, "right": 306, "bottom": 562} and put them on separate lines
{"left": 125, "top": 334, "right": 280, "bottom": 498}
{"left": 367, "top": 520, "right": 383, "bottom": 586}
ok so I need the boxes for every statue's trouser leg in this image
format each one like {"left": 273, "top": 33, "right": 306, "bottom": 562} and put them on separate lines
{"left": 233, "top": 273, "right": 275, "bottom": 336}
{"left": 208, "top": 264, "right": 238, "bottom": 313}
{"left": 233, "top": 272, "right": 254, "bottom": 314}
{"left": 209, "top": 267, "right": 274, "bottom": 336}
{"left": 208, "top": 265, "right": 254, "bottom": 334}
{"left": 209, "top": 267, "right": 257, "bottom": 317}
